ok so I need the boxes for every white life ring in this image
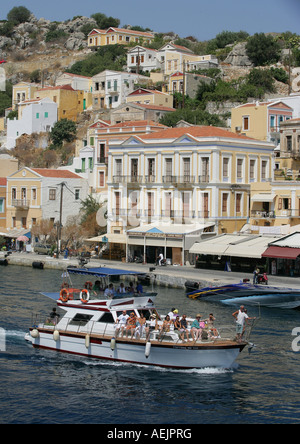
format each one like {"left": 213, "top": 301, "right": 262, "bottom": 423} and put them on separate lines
{"left": 80, "top": 289, "right": 90, "bottom": 304}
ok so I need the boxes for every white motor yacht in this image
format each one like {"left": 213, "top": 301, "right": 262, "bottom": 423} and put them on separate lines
{"left": 25, "top": 267, "right": 247, "bottom": 369}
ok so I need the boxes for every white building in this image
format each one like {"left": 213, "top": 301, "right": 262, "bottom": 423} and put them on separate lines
{"left": 91, "top": 70, "right": 150, "bottom": 109}
{"left": 55, "top": 72, "right": 91, "bottom": 92}
{"left": 6, "top": 98, "right": 57, "bottom": 149}
{"left": 127, "top": 46, "right": 161, "bottom": 73}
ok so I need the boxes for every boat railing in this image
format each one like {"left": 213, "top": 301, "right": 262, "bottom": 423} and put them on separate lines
{"left": 32, "top": 313, "right": 246, "bottom": 344}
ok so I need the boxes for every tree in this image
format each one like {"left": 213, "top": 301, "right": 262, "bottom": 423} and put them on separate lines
{"left": 91, "top": 12, "right": 120, "bottom": 29}
{"left": 247, "top": 68, "right": 276, "bottom": 93}
{"left": 31, "top": 219, "right": 56, "bottom": 244}
{"left": 246, "top": 33, "right": 281, "bottom": 66}
{"left": 50, "top": 119, "right": 77, "bottom": 148}
{"left": 80, "top": 196, "right": 107, "bottom": 237}
{"left": 7, "top": 6, "right": 31, "bottom": 24}
{"left": 80, "top": 195, "right": 101, "bottom": 224}
{"left": 67, "top": 44, "right": 127, "bottom": 77}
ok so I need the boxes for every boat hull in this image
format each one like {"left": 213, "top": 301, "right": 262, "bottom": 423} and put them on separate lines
{"left": 188, "top": 284, "right": 300, "bottom": 308}
{"left": 27, "top": 328, "right": 244, "bottom": 369}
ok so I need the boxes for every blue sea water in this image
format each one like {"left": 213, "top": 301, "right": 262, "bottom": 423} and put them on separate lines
{"left": 1, "top": 265, "right": 300, "bottom": 424}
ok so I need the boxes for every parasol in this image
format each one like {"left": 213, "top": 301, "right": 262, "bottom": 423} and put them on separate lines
{"left": 17, "top": 236, "right": 29, "bottom": 242}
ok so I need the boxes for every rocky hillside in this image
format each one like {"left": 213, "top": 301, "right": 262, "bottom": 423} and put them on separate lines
{"left": 0, "top": 14, "right": 96, "bottom": 85}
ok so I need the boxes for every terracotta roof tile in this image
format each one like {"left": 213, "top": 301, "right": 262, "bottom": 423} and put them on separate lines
{"left": 141, "top": 125, "right": 255, "bottom": 141}
{"left": 32, "top": 169, "right": 81, "bottom": 179}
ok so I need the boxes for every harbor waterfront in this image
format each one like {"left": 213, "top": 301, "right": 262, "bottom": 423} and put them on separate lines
{"left": 4, "top": 251, "right": 300, "bottom": 291}
{"left": 1, "top": 263, "right": 300, "bottom": 423}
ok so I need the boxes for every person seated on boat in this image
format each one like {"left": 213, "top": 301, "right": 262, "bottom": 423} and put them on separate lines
{"left": 173, "top": 315, "right": 182, "bottom": 338}
{"left": 205, "top": 313, "right": 218, "bottom": 338}
{"left": 126, "top": 282, "right": 135, "bottom": 293}
{"left": 84, "top": 281, "right": 93, "bottom": 291}
{"left": 136, "top": 282, "right": 143, "bottom": 294}
{"left": 125, "top": 312, "right": 137, "bottom": 339}
{"left": 179, "top": 314, "right": 190, "bottom": 342}
{"left": 145, "top": 314, "right": 158, "bottom": 341}
{"left": 190, "top": 314, "right": 203, "bottom": 341}
{"left": 115, "top": 310, "right": 129, "bottom": 337}
{"left": 167, "top": 308, "right": 178, "bottom": 323}
{"left": 47, "top": 307, "right": 60, "bottom": 326}
{"left": 104, "top": 283, "right": 114, "bottom": 298}
{"left": 157, "top": 315, "right": 172, "bottom": 340}
{"left": 135, "top": 312, "right": 147, "bottom": 340}
{"left": 93, "top": 280, "right": 102, "bottom": 292}
{"left": 117, "top": 282, "right": 126, "bottom": 293}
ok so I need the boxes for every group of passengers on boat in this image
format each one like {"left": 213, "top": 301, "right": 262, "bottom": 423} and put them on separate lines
{"left": 114, "top": 307, "right": 219, "bottom": 343}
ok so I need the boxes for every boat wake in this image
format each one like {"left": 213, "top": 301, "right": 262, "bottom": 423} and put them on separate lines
{"left": 81, "top": 358, "right": 237, "bottom": 375}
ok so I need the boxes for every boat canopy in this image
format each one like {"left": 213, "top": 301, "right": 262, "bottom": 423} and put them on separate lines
{"left": 67, "top": 267, "right": 146, "bottom": 277}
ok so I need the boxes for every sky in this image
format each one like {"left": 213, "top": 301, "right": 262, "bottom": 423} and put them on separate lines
{"left": 1, "top": 0, "right": 299, "bottom": 41}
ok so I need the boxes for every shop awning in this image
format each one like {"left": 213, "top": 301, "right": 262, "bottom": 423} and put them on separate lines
{"left": 252, "top": 194, "right": 275, "bottom": 202}
{"left": 190, "top": 234, "right": 281, "bottom": 259}
{"left": 262, "top": 246, "right": 300, "bottom": 260}
{"left": 85, "top": 233, "right": 127, "bottom": 244}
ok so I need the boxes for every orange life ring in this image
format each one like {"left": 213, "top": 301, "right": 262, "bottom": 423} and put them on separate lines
{"left": 80, "top": 289, "right": 90, "bottom": 304}
{"left": 59, "top": 288, "right": 69, "bottom": 302}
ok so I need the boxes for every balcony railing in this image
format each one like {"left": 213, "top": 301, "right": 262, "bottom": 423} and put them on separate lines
{"left": 112, "top": 176, "right": 143, "bottom": 184}
{"left": 12, "top": 199, "right": 30, "bottom": 209}
{"left": 162, "top": 175, "right": 177, "bottom": 184}
{"left": 97, "top": 157, "right": 108, "bottom": 165}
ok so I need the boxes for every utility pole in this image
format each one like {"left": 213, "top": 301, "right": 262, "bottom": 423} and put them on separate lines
{"left": 56, "top": 182, "right": 65, "bottom": 258}
{"left": 182, "top": 61, "right": 185, "bottom": 109}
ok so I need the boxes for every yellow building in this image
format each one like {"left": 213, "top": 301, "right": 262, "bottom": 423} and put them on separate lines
{"left": 250, "top": 118, "right": 300, "bottom": 234}
{"left": 6, "top": 167, "right": 88, "bottom": 231}
{"left": 6, "top": 168, "right": 43, "bottom": 231}
{"left": 160, "top": 43, "right": 218, "bottom": 76}
{"left": 55, "top": 72, "right": 93, "bottom": 111}
{"left": 12, "top": 82, "right": 39, "bottom": 110}
{"left": 34, "top": 84, "right": 84, "bottom": 122}
{"left": 88, "top": 27, "right": 154, "bottom": 48}
{"left": 106, "top": 125, "right": 274, "bottom": 264}
{"left": 126, "top": 88, "right": 173, "bottom": 108}
{"left": 231, "top": 100, "right": 293, "bottom": 145}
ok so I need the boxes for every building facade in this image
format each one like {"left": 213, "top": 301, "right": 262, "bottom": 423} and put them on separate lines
{"left": 231, "top": 100, "right": 293, "bottom": 146}
{"left": 88, "top": 28, "right": 154, "bottom": 49}
{"left": 91, "top": 70, "right": 150, "bottom": 110}
{"left": 106, "top": 125, "right": 274, "bottom": 264}
{"left": 6, "top": 98, "right": 57, "bottom": 149}
{"left": 6, "top": 168, "right": 89, "bottom": 231}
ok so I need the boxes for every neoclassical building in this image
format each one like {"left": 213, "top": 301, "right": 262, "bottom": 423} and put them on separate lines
{"left": 105, "top": 125, "right": 274, "bottom": 264}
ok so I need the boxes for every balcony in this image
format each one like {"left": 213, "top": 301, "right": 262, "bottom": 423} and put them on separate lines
{"left": 251, "top": 210, "right": 275, "bottom": 219}
{"left": 162, "top": 175, "right": 177, "bottom": 184}
{"left": 177, "top": 176, "right": 195, "bottom": 188}
{"left": 12, "top": 199, "right": 30, "bottom": 209}
{"left": 112, "top": 176, "right": 143, "bottom": 185}
{"left": 97, "top": 157, "right": 108, "bottom": 165}
{"left": 198, "top": 175, "right": 210, "bottom": 183}
{"left": 144, "top": 175, "right": 156, "bottom": 184}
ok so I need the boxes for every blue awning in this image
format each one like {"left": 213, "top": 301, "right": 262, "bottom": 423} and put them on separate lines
{"left": 67, "top": 267, "right": 145, "bottom": 277}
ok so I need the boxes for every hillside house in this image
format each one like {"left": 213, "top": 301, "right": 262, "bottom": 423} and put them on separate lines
{"left": 6, "top": 98, "right": 57, "bottom": 149}
{"left": 88, "top": 27, "right": 154, "bottom": 49}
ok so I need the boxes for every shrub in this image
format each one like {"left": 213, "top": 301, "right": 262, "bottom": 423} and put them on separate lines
{"left": 246, "top": 33, "right": 281, "bottom": 66}
{"left": 7, "top": 6, "right": 31, "bottom": 24}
